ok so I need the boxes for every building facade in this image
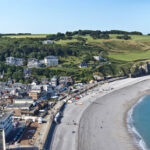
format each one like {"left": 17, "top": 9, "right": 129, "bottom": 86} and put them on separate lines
{"left": 6, "top": 57, "right": 24, "bottom": 66}
{"left": 93, "top": 56, "right": 107, "bottom": 61}
{"left": 59, "top": 76, "right": 73, "bottom": 86}
{"left": 42, "top": 40, "right": 54, "bottom": 45}
{"left": 0, "top": 129, "right": 6, "bottom": 150}
{"left": 27, "top": 58, "right": 42, "bottom": 68}
{"left": 0, "top": 111, "right": 13, "bottom": 137}
{"left": 29, "top": 91, "right": 41, "bottom": 100}
{"left": 44, "top": 56, "right": 58, "bottom": 66}
{"left": 51, "top": 76, "right": 58, "bottom": 87}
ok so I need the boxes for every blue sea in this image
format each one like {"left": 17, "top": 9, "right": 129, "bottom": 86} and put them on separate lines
{"left": 127, "top": 95, "right": 150, "bottom": 150}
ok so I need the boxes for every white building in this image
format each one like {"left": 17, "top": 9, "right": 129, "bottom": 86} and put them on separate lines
{"left": 0, "top": 129, "right": 6, "bottom": 150}
{"left": 93, "top": 56, "right": 107, "bottom": 61}
{"left": 42, "top": 84, "right": 53, "bottom": 94}
{"left": 6, "top": 57, "right": 24, "bottom": 66}
{"left": 44, "top": 56, "right": 58, "bottom": 66}
{"left": 13, "top": 98, "right": 34, "bottom": 104}
{"left": 0, "top": 111, "right": 13, "bottom": 137}
{"left": 27, "top": 58, "right": 42, "bottom": 68}
{"left": 42, "top": 40, "right": 54, "bottom": 45}
{"left": 51, "top": 76, "right": 58, "bottom": 87}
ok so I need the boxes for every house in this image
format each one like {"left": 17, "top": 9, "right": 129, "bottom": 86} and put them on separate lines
{"left": 44, "top": 56, "right": 58, "bottom": 66}
{"left": 40, "top": 84, "right": 53, "bottom": 99}
{"left": 29, "top": 85, "right": 43, "bottom": 100}
{"left": 31, "top": 79, "right": 38, "bottom": 86}
{"left": 12, "top": 83, "right": 23, "bottom": 89}
{"left": 24, "top": 68, "right": 31, "bottom": 78}
{"left": 29, "top": 91, "right": 41, "bottom": 100}
{"left": 41, "top": 78, "right": 49, "bottom": 84}
{"left": 42, "top": 84, "right": 53, "bottom": 93}
{"left": 42, "top": 40, "right": 54, "bottom": 45}
{"left": 59, "top": 76, "right": 73, "bottom": 86}
{"left": 93, "top": 56, "right": 107, "bottom": 61}
{"left": 7, "top": 78, "right": 14, "bottom": 86}
{"left": 79, "top": 62, "right": 88, "bottom": 68}
{"left": 6, "top": 103, "right": 32, "bottom": 112}
{"left": 6, "top": 57, "right": 24, "bottom": 66}
{"left": 13, "top": 98, "right": 34, "bottom": 104}
{"left": 31, "top": 85, "right": 43, "bottom": 92}
{"left": 51, "top": 76, "right": 58, "bottom": 87}
{"left": 0, "top": 71, "right": 4, "bottom": 79}
{"left": 0, "top": 110, "right": 13, "bottom": 137}
{"left": 27, "top": 58, "right": 42, "bottom": 68}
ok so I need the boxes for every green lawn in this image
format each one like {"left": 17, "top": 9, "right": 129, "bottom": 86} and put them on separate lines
{"left": 55, "top": 39, "right": 78, "bottom": 45}
{"left": 59, "top": 56, "right": 83, "bottom": 65}
{"left": 109, "top": 49, "right": 150, "bottom": 61}
{"left": 3, "top": 34, "right": 47, "bottom": 38}
{"left": 109, "top": 34, "right": 150, "bottom": 41}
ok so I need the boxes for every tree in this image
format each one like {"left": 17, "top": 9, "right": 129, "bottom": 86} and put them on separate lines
{"left": 116, "top": 34, "right": 131, "bottom": 40}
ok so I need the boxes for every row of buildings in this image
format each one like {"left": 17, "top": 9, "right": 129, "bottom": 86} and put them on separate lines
{"left": 6, "top": 55, "right": 107, "bottom": 69}
{"left": 0, "top": 75, "right": 74, "bottom": 140}
{"left": 6, "top": 55, "right": 58, "bottom": 68}
{"left": 27, "top": 56, "right": 58, "bottom": 68}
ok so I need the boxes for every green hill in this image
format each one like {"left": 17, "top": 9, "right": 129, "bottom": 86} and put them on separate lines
{"left": 1, "top": 30, "right": 150, "bottom": 83}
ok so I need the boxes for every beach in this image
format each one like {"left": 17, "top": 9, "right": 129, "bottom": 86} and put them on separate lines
{"left": 51, "top": 76, "right": 150, "bottom": 150}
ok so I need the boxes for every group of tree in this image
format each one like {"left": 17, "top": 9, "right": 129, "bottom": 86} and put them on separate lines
{"left": 46, "top": 29, "right": 142, "bottom": 41}
{"left": 0, "top": 38, "right": 77, "bottom": 61}
{"left": 65, "top": 30, "right": 143, "bottom": 36}
{"left": 46, "top": 32, "right": 72, "bottom": 41}
{"left": 0, "top": 33, "right": 31, "bottom": 36}
{"left": 116, "top": 34, "right": 131, "bottom": 40}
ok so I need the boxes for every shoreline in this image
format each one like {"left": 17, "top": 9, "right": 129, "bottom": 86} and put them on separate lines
{"left": 78, "top": 78, "right": 150, "bottom": 150}
{"left": 50, "top": 76, "right": 150, "bottom": 150}
{"left": 125, "top": 91, "right": 150, "bottom": 150}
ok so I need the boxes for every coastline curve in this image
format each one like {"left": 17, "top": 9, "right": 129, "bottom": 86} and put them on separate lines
{"left": 78, "top": 79, "right": 150, "bottom": 150}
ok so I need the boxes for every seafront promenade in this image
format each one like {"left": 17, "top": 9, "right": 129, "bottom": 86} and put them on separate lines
{"left": 36, "top": 101, "right": 64, "bottom": 150}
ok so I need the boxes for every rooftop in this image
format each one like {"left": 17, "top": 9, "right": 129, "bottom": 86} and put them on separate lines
{"left": 0, "top": 110, "right": 13, "bottom": 121}
{"left": 45, "top": 56, "right": 58, "bottom": 59}
{"left": 7, "top": 103, "right": 32, "bottom": 109}
{"left": 14, "top": 98, "right": 33, "bottom": 101}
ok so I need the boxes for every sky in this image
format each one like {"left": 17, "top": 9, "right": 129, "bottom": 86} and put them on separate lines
{"left": 0, "top": 0, "right": 150, "bottom": 34}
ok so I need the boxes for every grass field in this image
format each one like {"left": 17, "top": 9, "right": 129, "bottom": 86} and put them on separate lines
{"left": 109, "top": 49, "right": 150, "bottom": 61}
{"left": 55, "top": 39, "right": 78, "bottom": 45}
{"left": 3, "top": 34, "right": 47, "bottom": 38}
{"left": 109, "top": 34, "right": 150, "bottom": 41}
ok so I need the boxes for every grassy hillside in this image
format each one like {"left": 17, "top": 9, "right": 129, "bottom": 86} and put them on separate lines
{"left": 2, "top": 32, "right": 150, "bottom": 82}
{"left": 55, "top": 34, "right": 150, "bottom": 62}
{"left": 3, "top": 33, "right": 150, "bottom": 63}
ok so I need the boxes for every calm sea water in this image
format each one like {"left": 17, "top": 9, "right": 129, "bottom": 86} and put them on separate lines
{"left": 131, "top": 95, "right": 150, "bottom": 150}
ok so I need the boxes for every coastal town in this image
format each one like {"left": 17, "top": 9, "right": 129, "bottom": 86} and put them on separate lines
{"left": 1, "top": 52, "right": 150, "bottom": 150}
{"left": 0, "top": 54, "right": 104, "bottom": 150}
{"left": 1, "top": 0, "right": 150, "bottom": 149}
